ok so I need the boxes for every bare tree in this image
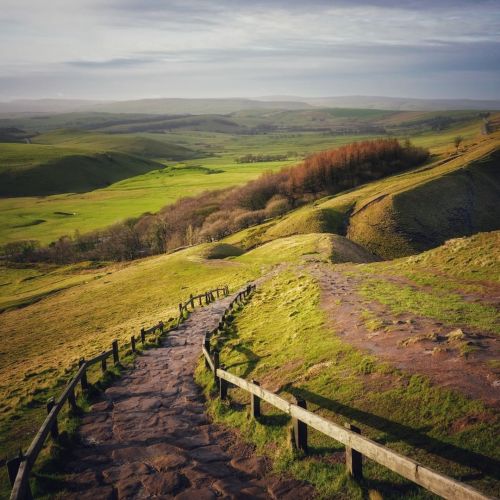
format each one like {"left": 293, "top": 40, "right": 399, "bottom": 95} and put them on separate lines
{"left": 454, "top": 135, "right": 463, "bottom": 153}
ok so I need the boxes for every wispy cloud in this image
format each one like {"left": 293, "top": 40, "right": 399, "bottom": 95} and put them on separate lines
{"left": 0, "top": 0, "right": 499, "bottom": 100}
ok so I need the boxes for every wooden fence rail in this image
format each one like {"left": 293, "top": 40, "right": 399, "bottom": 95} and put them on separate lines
{"left": 177, "top": 286, "right": 229, "bottom": 325}
{"left": 7, "top": 284, "right": 229, "bottom": 500}
{"left": 202, "top": 285, "right": 493, "bottom": 500}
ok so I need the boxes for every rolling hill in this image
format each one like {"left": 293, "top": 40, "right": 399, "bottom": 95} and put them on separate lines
{"left": 1, "top": 122, "right": 499, "bottom": 498}
{"left": 225, "top": 133, "right": 500, "bottom": 258}
{"left": 2, "top": 96, "right": 500, "bottom": 115}
{"left": 0, "top": 145, "right": 165, "bottom": 197}
{"left": 32, "top": 130, "right": 198, "bottom": 160}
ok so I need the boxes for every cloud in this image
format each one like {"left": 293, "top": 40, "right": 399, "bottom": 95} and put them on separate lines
{"left": 66, "top": 57, "right": 155, "bottom": 69}
{"left": 0, "top": 0, "right": 499, "bottom": 100}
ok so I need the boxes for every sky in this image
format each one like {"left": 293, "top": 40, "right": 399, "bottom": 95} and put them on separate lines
{"left": 1, "top": 0, "right": 499, "bottom": 101}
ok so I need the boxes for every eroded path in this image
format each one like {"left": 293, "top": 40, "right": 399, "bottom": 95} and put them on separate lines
{"left": 61, "top": 291, "right": 314, "bottom": 499}
{"left": 310, "top": 264, "right": 500, "bottom": 409}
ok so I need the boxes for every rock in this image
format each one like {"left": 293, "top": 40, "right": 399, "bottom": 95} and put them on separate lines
{"left": 149, "top": 453, "right": 189, "bottom": 471}
{"left": 230, "top": 456, "right": 268, "bottom": 476}
{"left": 189, "top": 445, "right": 230, "bottom": 463}
{"left": 142, "top": 471, "right": 188, "bottom": 496}
{"left": 175, "top": 487, "right": 217, "bottom": 500}
{"left": 447, "top": 328, "right": 467, "bottom": 341}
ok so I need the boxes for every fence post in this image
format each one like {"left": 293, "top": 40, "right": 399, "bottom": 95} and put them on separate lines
{"left": 140, "top": 328, "right": 146, "bottom": 344}
{"left": 79, "top": 359, "right": 88, "bottom": 392}
{"left": 179, "top": 303, "right": 183, "bottom": 316}
{"left": 344, "top": 423, "right": 363, "bottom": 480}
{"left": 292, "top": 397, "right": 308, "bottom": 453}
{"left": 131, "top": 336, "right": 136, "bottom": 353}
{"left": 204, "top": 336, "right": 211, "bottom": 369}
{"left": 219, "top": 365, "right": 228, "bottom": 400}
{"left": 101, "top": 353, "right": 107, "bottom": 373}
{"left": 216, "top": 289, "right": 220, "bottom": 298}
{"left": 159, "top": 321, "right": 164, "bottom": 334}
{"left": 46, "top": 397, "right": 59, "bottom": 439}
{"left": 112, "top": 340, "right": 119, "bottom": 365}
{"left": 6, "top": 452, "right": 22, "bottom": 486}
{"left": 213, "top": 350, "right": 220, "bottom": 387}
{"left": 190, "top": 294, "right": 194, "bottom": 308}
{"left": 68, "top": 387, "right": 77, "bottom": 412}
{"left": 251, "top": 380, "right": 261, "bottom": 419}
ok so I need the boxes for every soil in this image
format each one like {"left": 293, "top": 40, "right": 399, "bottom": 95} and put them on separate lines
{"left": 60, "top": 290, "right": 315, "bottom": 499}
{"left": 309, "top": 264, "right": 500, "bottom": 409}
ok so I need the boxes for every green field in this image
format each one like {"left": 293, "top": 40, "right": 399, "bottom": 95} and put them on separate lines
{"left": 0, "top": 109, "right": 489, "bottom": 246}
{"left": 1, "top": 229, "right": 497, "bottom": 497}
{"left": 0, "top": 107, "right": 498, "bottom": 497}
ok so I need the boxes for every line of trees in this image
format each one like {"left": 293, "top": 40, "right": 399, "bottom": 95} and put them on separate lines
{"left": 3, "top": 139, "right": 428, "bottom": 264}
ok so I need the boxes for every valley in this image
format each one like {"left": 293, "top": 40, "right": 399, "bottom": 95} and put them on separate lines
{"left": 0, "top": 104, "right": 499, "bottom": 499}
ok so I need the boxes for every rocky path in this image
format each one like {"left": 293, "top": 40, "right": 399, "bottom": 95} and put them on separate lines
{"left": 61, "top": 290, "right": 314, "bottom": 499}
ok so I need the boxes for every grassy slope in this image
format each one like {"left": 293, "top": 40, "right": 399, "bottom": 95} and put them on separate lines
{"left": 353, "top": 231, "right": 500, "bottom": 335}
{"left": 196, "top": 237, "right": 500, "bottom": 498}
{"left": 0, "top": 230, "right": 498, "bottom": 496}
{"left": 33, "top": 130, "right": 196, "bottom": 160}
{"left": 225, "top": 131, "right": 500, "bottom": 257}
{"left": 0, "top": 148, "right": 166, "bottom": 197}
{"left": 0, "top": 111, "right": 487, "bottom": 245}
{"left": 0, "top": 233, "right": 345, "bottom": 491}
{"left": 0, "top": 129, "right": 377, "bottom": 245}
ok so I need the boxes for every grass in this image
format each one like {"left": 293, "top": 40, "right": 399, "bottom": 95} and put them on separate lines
{"left": 266, "top": 207, "right": 347, "bottom": 239}
{"left": 359, "top": 280, "right": 500, "bottom": 335}
{"left": 221, "top": 130, "right": 500, "bottom": 259}
{"left": 196, "top": 270, "right": 499, "bottom": 498}
{"left": 347, "top": 230, "right": 500, "bottom": 336}
{"left": 0, "top": 159, "right": 293, "bottom": 245}
{"left": 0, "top": 233, "right": 339, "bottom": 482}
{"left": 0, "top": 110, "right": 490, "bottom": 246}
{"left": 1, "top": 110, "right": 498, "bottom": 496}
{"left": 32, "top": 129, "right": 197, "bottom": 160}
{"left": 0, "top": 261, "right": 108, "bottom": 312}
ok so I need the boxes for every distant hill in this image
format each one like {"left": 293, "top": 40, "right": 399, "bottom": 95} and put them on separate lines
{"left": 0, "top": 98, "right": 312, "bottom": 116}
{"left": 33, "top": 130, "right": 198, "bottom": 160}
{"left": 0, "top": 144, "right": 166, "bottom": 197}
{"left": 261, "top": 95, "right": 500, "bottom": 111}
{"left": 2, "top": 96, "right": 498, "bottom": 116}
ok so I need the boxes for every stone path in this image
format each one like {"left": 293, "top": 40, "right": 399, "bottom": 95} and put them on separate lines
{"left": 61, "top": 290, "right": 314, "bottom": 499}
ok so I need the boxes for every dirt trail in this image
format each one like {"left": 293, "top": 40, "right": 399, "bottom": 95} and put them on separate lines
{"left": 61, "top": 290, "right": 314, "bottom": 499}
{"left": 309, "top": 264, "right": 500, "bottom": 409}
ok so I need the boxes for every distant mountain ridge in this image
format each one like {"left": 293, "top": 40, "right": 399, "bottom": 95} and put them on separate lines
{"left": 1, "top": 95, "right": 499, "bottom": 115}
{"left": 260, "top": 95, "right": 500, "bottom": 111}
{"left": 0, "top": 98, "right": 312, "bottom": 115}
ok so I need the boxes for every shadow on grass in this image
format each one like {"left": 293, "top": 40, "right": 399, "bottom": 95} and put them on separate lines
{"left": 284, "top": 385, "right": 500, "bottom": 481}
{"left": 228, "top": 345, "right": 266, "bottom": 378}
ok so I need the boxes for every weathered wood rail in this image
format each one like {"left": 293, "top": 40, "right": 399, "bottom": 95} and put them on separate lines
{"left": 177, "top": 286, "right": 229, "bottom": 325}
{"left": 202, "top": 286, "right": 494, "bottom": 500}
{"left": 7, "top": 285, "right": 229, "bottom": 500}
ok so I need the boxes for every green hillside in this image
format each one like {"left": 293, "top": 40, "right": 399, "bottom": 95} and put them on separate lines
{"left": 33, "top": 130, "right": 197, "bottom": 160}
{"left": 0, "top": 144, "right": 165, "bottom": 196}
{"left": 0, "top": 229, "right": 498, "bottom": 497}
{"left": 225, "top": 133, "right": 500, "bottom": 258}
{"left": 197, "top": 231, "right": 499, "bottom": 498}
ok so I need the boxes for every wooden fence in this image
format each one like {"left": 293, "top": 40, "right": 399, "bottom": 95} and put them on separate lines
{"left": 202, "top": 286, "right": 493, "bottom": 500}
{"left": 7, "top": 285, "right": 229, "bottom": 500}
{"left": 177, "top": 286, "right": 229, "bottom": 325}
